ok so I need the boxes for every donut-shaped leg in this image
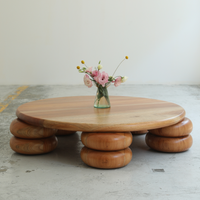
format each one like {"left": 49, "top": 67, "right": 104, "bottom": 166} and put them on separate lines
{"left": 81, "top": 147, "right": 132, "bottom": 169}
{"left": 10, "top": 118, "right": 57, "bottom": 139}
{"left": 145, "top": 133, "right": 193, "bottom": 152}
{"left": 10, "top": 135, "right": 58, "bottom": 155}
{"left": 149, "top": 117, "right": 192, "bottom": 137}
{"left": 81, "top": 131, "right": 133, "bottom": 169}
{"left": 81, "top": 132, "right": 132, "bottom": 151}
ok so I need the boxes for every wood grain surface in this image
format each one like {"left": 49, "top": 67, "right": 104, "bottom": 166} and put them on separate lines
{"left": 16, "top": 96, "right": 185, "bottom": 132}
{"left": 145, "top": 133, "right": 193, "bottom": 152}
{"left": 81, "top": 132, "right": 132, "bottom": 151}
{"left": 10, "top": 135, "right": 58, "bottom": 154}
{"left": 149, "top": 117, "right": 193, "bottom": 137}
{"left": 10, "top": 118, "right": 57, "bottom": 139}
{"left": 81, "top": 147, "right": 132, "bottom": 169}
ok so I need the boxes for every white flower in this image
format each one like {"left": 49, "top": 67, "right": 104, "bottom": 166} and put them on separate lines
{"left": 97, "top": 64, "right": 103, "bottom": 70}
{"left": 121, "top": 76, "right": 128, "bottom": 83}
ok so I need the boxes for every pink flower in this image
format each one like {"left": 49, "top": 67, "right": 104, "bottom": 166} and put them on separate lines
{"left": 93, "top": 71, "right": 101, "bottom": 83}
{"left": 86, "top": 66, "right": 93, "bottom": 73}
{"left": 84, "top": 74, "right": 93, "bottom": 88}
{"left": 92, "top": 70, "right": 99, "bottom": 77}
{"left": 114, "top": 77, "right": 122, "bottom": 87}
{"left": 98, "top": 71, "right": 109, "bottom": 87}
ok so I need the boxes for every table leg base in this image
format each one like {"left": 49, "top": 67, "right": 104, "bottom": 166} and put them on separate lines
{"left": 146, "top": 117, "right": 193, "bottom": 152}
{"left": 81, "top": 146, "right": 132, "bottom": 169}
{"left": 9, "top": 118, "right": 58, "bottom": 154}
{"left": 145, "top": 133, "right": 193, "bottom": 152}
{"left": 10, "top": 135, "right": 58, "bottom": 155}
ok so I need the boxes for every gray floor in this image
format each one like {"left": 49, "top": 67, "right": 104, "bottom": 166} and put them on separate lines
{"left": 0, "top": 85, "right": 200, "bottom": 200}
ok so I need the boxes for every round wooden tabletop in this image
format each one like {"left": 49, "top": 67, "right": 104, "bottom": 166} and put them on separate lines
{"left": 16, "top": 96, "right": 185, "bottom": 132}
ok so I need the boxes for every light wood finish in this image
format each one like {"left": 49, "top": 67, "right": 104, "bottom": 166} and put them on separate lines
{"left": 10, "top": 136, "right": 58, "bottom": 155}
{"left": 81, "top": 132, "right": 132, "bottom": 151}
{"left": 81, "top": 147, "right": 132, "bottom": 169}
{"left": 16, "top": 96, "right": 185, "bottom": 132}
{"left": 56, "top": 130, "right": 76, "bottom": 136}
{"left": 145, "top": 133, "right": 193, "bottom": 152}
{"left": 132, "top": 130, "right": 148, "bottom": 135}
{"left": 149, "top": 117, "right": 193, "bottom": 137}
{"left": 10, "top": 118, "right": 57, "bottom": 139}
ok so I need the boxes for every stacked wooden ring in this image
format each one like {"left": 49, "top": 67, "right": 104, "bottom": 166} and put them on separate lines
{"left": 80, "top": 132, "right": 133, "bottom": 169}
{"left": 145, "top": 117, "right": 193, "bottom": 152}
{"left": 10, "top": 119, "right": 58, "bottom": 155}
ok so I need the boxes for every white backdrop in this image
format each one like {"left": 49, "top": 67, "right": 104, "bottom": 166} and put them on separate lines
{"left": 0, "top": 0, "right": 200, "bottom": 85}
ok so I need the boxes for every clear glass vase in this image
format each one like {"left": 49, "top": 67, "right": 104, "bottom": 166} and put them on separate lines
{"left": 94, "top": 85, "right": 110, "bottom": 109}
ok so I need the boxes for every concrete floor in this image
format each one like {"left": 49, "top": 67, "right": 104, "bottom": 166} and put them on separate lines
{"left": 0, "top": 85, "right": 200, "bottom": 200}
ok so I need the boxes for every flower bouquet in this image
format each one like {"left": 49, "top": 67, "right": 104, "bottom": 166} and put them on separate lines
{"left": 77, "top": 56, "right": 128, "bottom": 108}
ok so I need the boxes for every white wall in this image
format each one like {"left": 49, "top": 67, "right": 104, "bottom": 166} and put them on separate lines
{"left": 0, "top": 0, "right": 200, "bottom": 85}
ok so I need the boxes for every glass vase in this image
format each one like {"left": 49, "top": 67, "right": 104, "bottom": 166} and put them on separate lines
{"left": 94, "top": 85, "right": 110, "bottom": 109}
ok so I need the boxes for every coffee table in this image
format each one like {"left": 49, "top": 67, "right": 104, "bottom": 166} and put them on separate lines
{"left": 9, "top": 96, "right": 193, "bottom": 169}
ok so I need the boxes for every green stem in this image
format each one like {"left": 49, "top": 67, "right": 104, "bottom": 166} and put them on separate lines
{"left": 112, "top": 58, "right": 126, "bottom": 77}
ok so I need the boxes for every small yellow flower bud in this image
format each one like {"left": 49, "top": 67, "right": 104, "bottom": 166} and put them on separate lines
{"left": 125, "top": 56, "right": 128, "bottom": 59}
{"left": 77, "top": 66, "right": 80, "bottom": 69}
{"left": 81, "top": 60, "right": 85, "bottom": 64}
